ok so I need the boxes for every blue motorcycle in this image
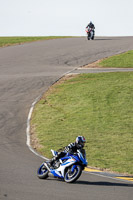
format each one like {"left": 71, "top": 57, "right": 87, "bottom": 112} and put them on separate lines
{"left": 37, "top": 149, "right": 88, "bottom": 183}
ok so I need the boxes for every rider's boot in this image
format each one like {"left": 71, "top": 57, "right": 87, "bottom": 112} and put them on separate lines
{"left": 49, "top": 157, "right": 56, "bottom": 167}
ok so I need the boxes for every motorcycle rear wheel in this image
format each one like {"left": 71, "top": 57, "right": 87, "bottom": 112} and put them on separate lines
{"left": 64, "top": 165, "right": 82, "bottom": 183}
{"left": 37, "top": 163, "right": 49, "bottom": 179}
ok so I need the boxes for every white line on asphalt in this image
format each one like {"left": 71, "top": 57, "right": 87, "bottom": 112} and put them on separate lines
{"left": 83, "top": 171, "right": 133, "bottom": 184}
{"left": 26, "top": 95, "right": 48, "bottom": 160}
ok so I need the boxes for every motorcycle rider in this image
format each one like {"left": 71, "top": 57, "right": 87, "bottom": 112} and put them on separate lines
{"left": 48, "top": 136, "right": 86, "bottom": 166}
{"left": 86, "top": 21, "right": 95, "bottom": 30}
{"left": 86, "top": 21, "right": 95, "bottom": 38}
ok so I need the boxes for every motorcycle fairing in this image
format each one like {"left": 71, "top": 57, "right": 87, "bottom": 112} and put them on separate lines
{"left": 50, "top": 156, "right": 77, "bottom": 178}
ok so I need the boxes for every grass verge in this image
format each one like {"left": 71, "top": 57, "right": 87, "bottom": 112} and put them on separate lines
{"left": 99, "top": 50, "right": 133, "bottom": 68}
{"left": 0, "top": 36, "right": 74, "bottom": 47}
{"left": 31, "top": 72, "right": 133, "bottom": 175}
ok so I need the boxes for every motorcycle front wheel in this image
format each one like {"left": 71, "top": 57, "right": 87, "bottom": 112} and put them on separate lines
{"left": 87, "top": 35, "right": 91, "bottom": 40}
{"left": 64, "top": 165, "right": 82, "bottom": 183}
{"left": 37, "top": 163, "right": 49, "bottom": 179}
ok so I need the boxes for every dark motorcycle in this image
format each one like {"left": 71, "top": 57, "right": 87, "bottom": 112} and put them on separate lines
{"left": 85, "top": 28, "right": 95, "bottom": 40}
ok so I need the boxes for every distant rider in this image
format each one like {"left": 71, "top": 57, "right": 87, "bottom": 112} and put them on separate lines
{"left": 86, "top": 21, "right": 95, "bottom": 30}
{"left": 49, "top": 136, "right": 86, "bottom": 166}
{"left": 86, "top": 21, "right": 95, "bottom": 36}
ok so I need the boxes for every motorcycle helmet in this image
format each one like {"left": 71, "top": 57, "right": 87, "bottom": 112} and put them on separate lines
{"left": 76, "top": 136, "right": 86, "bottom": 148}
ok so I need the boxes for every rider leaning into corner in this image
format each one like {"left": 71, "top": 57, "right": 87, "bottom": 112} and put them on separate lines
{"left": 48, "top": 136, "right": 86, "bottom": 167}
{"left": 86, "top": 21, "right": 95, "bottom": 36}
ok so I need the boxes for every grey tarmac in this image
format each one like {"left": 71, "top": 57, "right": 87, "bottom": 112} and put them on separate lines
{"left": 0, "top": 37, "right": 133, "bottom": 200}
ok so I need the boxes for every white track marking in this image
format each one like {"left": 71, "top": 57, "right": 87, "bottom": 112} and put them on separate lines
{"left": 26, "top": 95, "right": 48, "bottom": 160}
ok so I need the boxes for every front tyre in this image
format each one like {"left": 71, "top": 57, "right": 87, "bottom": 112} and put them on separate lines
{"left": 87, "top": 35, "right": 90, "bottom": 40}
{"left": 37, "top": 163, "right": 48, "bottom": 179}
{"left": 64, "top": 165, "right": 82, "bottom": 183}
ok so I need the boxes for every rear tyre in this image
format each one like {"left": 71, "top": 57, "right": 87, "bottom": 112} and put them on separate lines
{"left": 64, "top": 165, "right": 82, "bottom": 183}
{"left": 37, "top": 163, "right": 49, "bottom": 179}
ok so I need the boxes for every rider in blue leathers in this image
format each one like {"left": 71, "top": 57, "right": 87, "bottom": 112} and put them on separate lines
{"left": 49, "top": 136, "right": 86, "bottom": 166}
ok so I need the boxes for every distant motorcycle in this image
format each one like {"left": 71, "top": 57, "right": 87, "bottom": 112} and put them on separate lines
{"left": 86, "top": 27, "right": 95, "bottom": 40}
{"left": 37, "top": 149, "right": 88, "bottom": 183}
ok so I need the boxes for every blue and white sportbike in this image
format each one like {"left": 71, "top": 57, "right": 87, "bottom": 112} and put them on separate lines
{"left": 37, "top": 149, "right": 88, "bottom": 183}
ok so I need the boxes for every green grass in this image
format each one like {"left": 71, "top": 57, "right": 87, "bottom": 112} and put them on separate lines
{"left": 0, "top": 36, "right": 73, "bottom": 47}
{"left": 99, "top": 50, "right": 133, "bottom": 68}
{"left": 31, "top": 72, "right": 133, "bottom": 175}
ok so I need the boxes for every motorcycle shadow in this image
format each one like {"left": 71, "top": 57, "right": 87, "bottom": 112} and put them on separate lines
{"left": 75, "top": 180, "right": 133, "bottom": 187}
{"left": 39, "top": 177, "right": 133, "bottom": 187}
{"left": 95, "top": 38, "right": 114, "bottom": 40}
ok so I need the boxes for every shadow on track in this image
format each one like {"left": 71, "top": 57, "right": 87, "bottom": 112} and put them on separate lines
{"left": 75, "top": 180, "right": 133, "bottom": 187}
{"left": 39, "top": 177, "right": 133, "bottom": 187}
{"left": 95, "top": 39, "right": 114, "bottom": 41}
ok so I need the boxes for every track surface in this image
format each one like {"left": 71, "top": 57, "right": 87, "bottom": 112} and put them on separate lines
{"left": 0, "top": 37, "right": 133, "bottom": 200}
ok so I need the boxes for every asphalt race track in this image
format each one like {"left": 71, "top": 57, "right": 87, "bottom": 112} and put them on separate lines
{"left": 0, "top": 37, "right": 133, "bottom": 200}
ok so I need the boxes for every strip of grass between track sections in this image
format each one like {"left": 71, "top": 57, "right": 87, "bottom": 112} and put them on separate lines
{"left": 31, "top": 72, "right": 133, "bottom": 175}
{"left": 99, "top": 50, "right": 133, "bottom": 68}
{"left": 0, "top": 36, "right": 74, "bottom": 47}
